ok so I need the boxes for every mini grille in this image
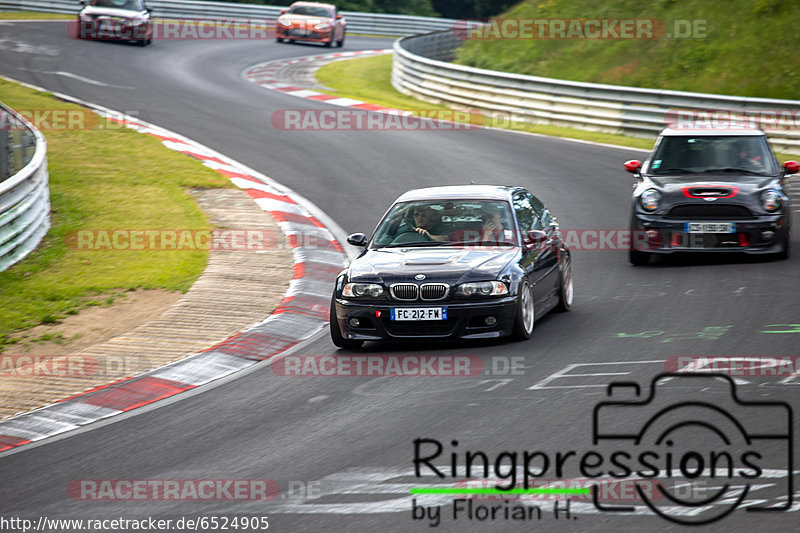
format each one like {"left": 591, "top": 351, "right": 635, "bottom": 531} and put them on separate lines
{"left": 667, "top": 204, "right": 753, "bottom": 219}
{"left": 390, "top": 283, "right": 418, "bottom": 301}
{"left": 420, "top": 284, "right": 449, "bottom": 301}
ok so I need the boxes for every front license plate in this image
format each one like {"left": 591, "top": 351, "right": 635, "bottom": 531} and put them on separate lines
{"left": 390, "top": 307, "right": 447, "bottom": 321}
{"left": 685, "top": 222, "right": 735, "bottom": 234}
{"left": 291, "top": 29, "right": 310, "bottom": 36}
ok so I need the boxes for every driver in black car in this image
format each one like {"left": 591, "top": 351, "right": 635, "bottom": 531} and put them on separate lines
{"left": 410, "top": 206, "right": 449, "bottom": 242}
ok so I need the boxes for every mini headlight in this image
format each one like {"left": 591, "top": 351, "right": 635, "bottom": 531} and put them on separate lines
{"left": 343, "top": 283, "right": 383, "bottom": 298}
{"left": 762, "top": 190, "right": 782, "bottom": 212}
{"left": 640, "top": 189, "right": 661, "bottom": 211}
{"left": 314, "top": 22, "right": 331, "bottom": 30}
{"left": 456, "top": 281, "right": 508, "bottom": 297}
{"left": 278, "top": 18, "right": 293, "bottom": 26}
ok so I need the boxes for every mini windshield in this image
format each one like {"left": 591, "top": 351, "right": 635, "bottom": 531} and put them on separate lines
{"left": 90, "top": 0, "right": 143, "bottom": 10}
{"left": 371, "top": 200, "right": 516, "bottom": 248}
{"left": 647, "top": 135, "right": 777, "bottom": 176}
{"left": 288, "top": 5, "right": 333, "bottom": 17}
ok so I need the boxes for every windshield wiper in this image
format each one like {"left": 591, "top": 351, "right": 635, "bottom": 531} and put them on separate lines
{"left": 450, "top": 240, "right": 515, "bottom": 246}
{"left": 654, "top": 168, "right": 695, "bottom": 174}
{"left": 380, "top": 241, "right": 450, "bottom": 248}
{"left": 702, "top": 168, "right": 766, "bottom": 176}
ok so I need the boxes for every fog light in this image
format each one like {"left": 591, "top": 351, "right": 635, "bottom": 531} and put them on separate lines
{"left": 762, "top": 230, "right": 775, "bottom": 240}
{"left": 348, "top": 318, "right": 360, "bottom": 328}
{"left": 485, "top": 316, "right": 497, "bottom": 326}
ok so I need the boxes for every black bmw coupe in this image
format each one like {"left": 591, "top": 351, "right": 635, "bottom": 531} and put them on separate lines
{"left": 329, "top": 185, "right": 573, "bottom": 348}
{"left": 625, "top": 126, "right": 798, "bottom": 265}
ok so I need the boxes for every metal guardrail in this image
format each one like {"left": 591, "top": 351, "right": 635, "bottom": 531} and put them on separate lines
{"left": 0, "top": 104, "right": 50, "bottom": 272}
{"left": 393, "top": 31, "right": 800, "bottom": 155}
{"left": 0, "top": 0, "right": 457, "bottom": 35}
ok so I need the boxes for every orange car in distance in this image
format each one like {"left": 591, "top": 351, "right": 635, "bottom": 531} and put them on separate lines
{"left": 275, "top": 2, "right": 346, "bottom": 47}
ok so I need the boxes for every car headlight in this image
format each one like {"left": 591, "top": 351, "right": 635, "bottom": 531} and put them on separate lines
{"left": 640, "top": 189, "right": 661, "bottom": 211}
{"left": 278, "top": 18, "right": 293, "bottom": 27}
{"left": 456, "top": 281, "right": 508, "bottom": 297}
{"left": 342, "top": 283, "right": 384, "bottom": 298}
{"left": 761, "top": 189, "right": 782, "bottom": 212}
{"left": 314, "top": 22, "right": 331, "bottom": 30}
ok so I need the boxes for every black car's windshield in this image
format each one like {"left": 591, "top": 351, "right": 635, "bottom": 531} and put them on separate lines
{"left": 647, "top": 135, "right": 777, "bottom": 177}
{"left": 90, "top": 0, "right": 143, "bottom": 10}
{"left": 288, "top": 5, "right": 333, "bottom": 17}
{"left": 371, "top": 200, "right": 516, "bottom": 248}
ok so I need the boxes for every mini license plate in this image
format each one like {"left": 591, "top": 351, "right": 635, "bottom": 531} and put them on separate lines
{"left": 390, "top": 307, "right": 447, "bottom": 321}
{"left": 685, "top": 222, "right": 736, "bottom": 234}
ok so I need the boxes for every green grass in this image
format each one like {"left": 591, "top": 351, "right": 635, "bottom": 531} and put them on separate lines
{"left": 0, "top": 11, "right": 74, "bottom": 20}
{"left": 315, "top": 54, "right": 800, "bottom": 162}
{"left": 456, "top": 0, "right": 800, "bottom": 100}
{"left": 0, "top": 79, "right": 231, "bottom": 344}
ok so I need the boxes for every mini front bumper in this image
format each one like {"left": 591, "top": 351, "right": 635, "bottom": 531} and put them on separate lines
{"left": 631, "top": 213, "right": 789, "bottom": 254}
{"left": 333, "top": 297, "right": 518, "bottom": 341}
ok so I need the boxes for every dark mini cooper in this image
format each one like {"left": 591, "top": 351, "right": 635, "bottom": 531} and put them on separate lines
{"left": 625, "top": 126, "right": 798, "bottom": 265}
{"left": 75, "top": 0, "right": 153, "bottom": 46}
{"left": 329, "top": 185, "right": 573, "bottom": 348}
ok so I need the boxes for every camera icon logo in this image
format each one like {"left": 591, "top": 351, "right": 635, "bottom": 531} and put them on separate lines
{"left": 592, "top": 373, "right": 793, "bottom": 525}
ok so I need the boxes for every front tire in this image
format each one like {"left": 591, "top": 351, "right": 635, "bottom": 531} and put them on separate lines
{"left": 554, "top": 254, "right": 573, "bottom": 312}
{"left": 629, "top": 250, "right": 650, "bottom": 266}
{"left": 774, "top": 231, "right": 790, "bottom": 260}
{"left": 511, "top": 280, "right": 535, "bottom": 340}
{"left": 329, "top": 297, "right": 363, "bottom": 349}
{"left": 337, "top": 32, "right": 345, "bottom": 47}
{"left": 324, "top": 37, "right": 333, "bottom": 47}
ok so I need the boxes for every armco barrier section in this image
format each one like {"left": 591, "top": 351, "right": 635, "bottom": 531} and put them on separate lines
{"left": 392, "top": 30, "right": 800, "bottom": 154}
{"left": 0, "top": 0, "right": 457, "bottom": 36}
{"left": 0, "top": 104, "right": 50, "bottom": 272}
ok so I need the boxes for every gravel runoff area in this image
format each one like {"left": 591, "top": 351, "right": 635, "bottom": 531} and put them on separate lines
{"left": 0, "top": 188, "right": 294, "bottom": 419}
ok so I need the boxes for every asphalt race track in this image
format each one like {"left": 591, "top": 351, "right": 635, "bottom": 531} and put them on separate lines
{"left": 0, "top": 21, "right": 798, "bottom": 532}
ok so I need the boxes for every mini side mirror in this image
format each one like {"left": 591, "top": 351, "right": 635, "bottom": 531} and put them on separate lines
{"left": 347, "top": 233, "right": 367, "bottom": 247}
{"left": 784, "top": 161, "right": 799, "bottom": 175}
{"left": 336, "top": 13, "right": 343, "bottom": 19}
{"left": 280, "top": 8, "right": 287, "bottom": 14}
{"left": 624, "top": 160, "right": 642, "bottom": 174}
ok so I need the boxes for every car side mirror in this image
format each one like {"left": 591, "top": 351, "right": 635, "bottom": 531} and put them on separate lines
{"left": 280, "top": 8, "right": 287, "bottom": 14}
{"left": 784, "top": 161, "right": 799, "bottom": 175}
{"left": 336, "top": 13, "right": 343, "bottom": 19}
{"left": 523, "top": 229, "right": 548, "bottom": 249}
{"left": 347, "top": 233, "right": 367, "bottom": 247}
{"left": 624, "top": 160, "right": 642, "bottom": 174}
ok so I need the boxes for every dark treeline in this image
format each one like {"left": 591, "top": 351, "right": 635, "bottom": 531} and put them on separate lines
{"left": 197, "top": 0, "right": 516, "bottom": 18}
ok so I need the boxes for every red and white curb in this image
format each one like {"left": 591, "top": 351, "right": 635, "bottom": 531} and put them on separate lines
{"left": 244, "top": 49, "right": 408, "bottom": 114}
{"left": 0, "top": 78, "right": 352, "bottom": 455}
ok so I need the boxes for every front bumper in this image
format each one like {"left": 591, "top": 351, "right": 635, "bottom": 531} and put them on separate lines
{"left": 276, "top": 27, "right": 332, "bottom": 41}
{"left": 632, "top": 213, "right": 789, "bottom": 254}
{"left": 333, "top": 297, "right": 518, "bottom": 341}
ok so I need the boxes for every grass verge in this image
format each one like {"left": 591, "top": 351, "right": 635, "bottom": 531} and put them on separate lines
{"left": 0, "top": 79, "right": 231, "bottom": 349}
{"left": 314, "top": 54, "right": 799, "bottom": 161}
